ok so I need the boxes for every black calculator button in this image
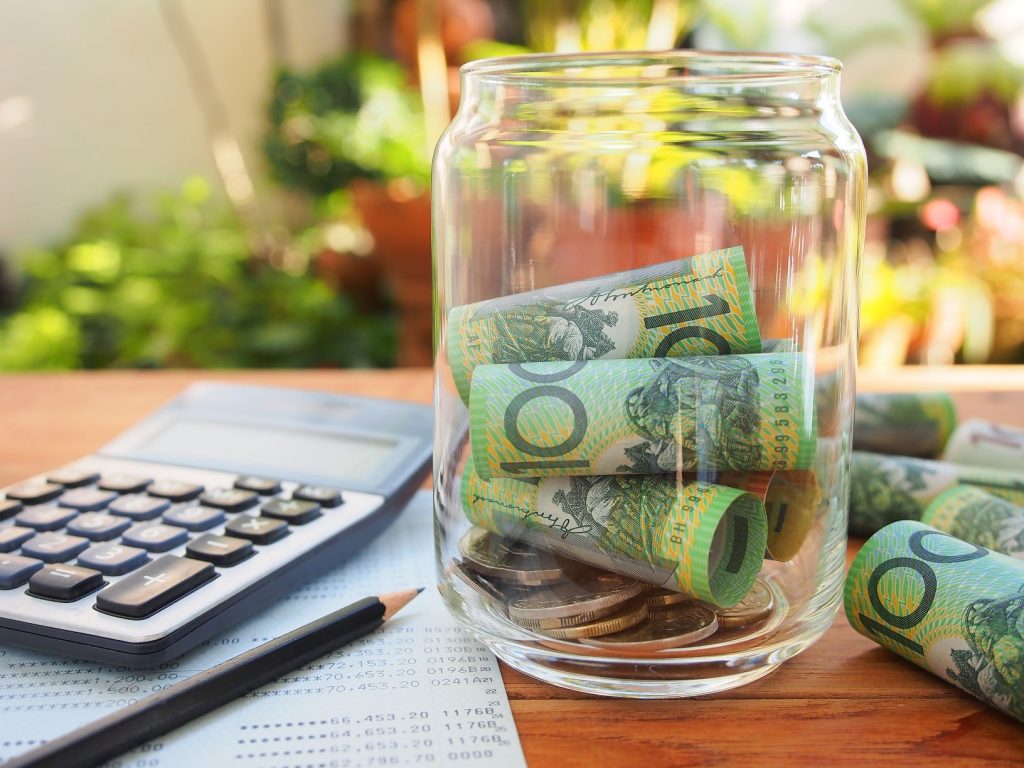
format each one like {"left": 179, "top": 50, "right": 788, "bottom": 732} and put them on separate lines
{"left": 198, "top": 488, "right": 259, "bottom": 513}
{"left": 225, "top": 515, "right": 289, "bottom": 545}
{"left": 234, "top": 476, "right": 282, "bottom": 495}
{"left": 122, "top": 523, "right": 189, "bottom": 553}
{"left": 163, "top": 505, "right": 226, "bottom": 532}
{"left": 15, "top": 506, "right": 78, "bottom": 532}
{"left": 0, "top": 527, "right": 35, "bottom": 553}
{"left": 78, "top": 543, "right": 150, "bottom": 576}
{"left": 108, "top": 494, "right": 170, "bottom": 521}
{"left": 186, "top": 534, "right": 253, "bottom": 567}
{"left": 28, "top": 564, "right": 104, "bottom": 601}
{"left": 6, "top": 482, "right": 63, "bottom": 505}
{"left": 58, "top": 488, "right": 117, "bottom": 512}
{"left": 0, "top": 555, "right": 44, "bottom": 589}
{"left": 292, "top": 485, "right": 343, "bottom": 508}
{"left": 147, "top": 480, "right": 203, "bottom": 503}
{"left": 0, "top": 499, "right": 23, "bottom": 520}
{"left": 95, "top": 556, "right": 215, "bottom": 619}
{"left": 261, "top": 498, "right": 321, "bottom": 525}
{"left": 67, "top": 512, "right": 133, "bottom": 541}
{"left": 21, "top": 533, "right": 90, "bottom": 563}
{"left": 46, "top": 469, "right": 100, "bottom": 488}
{"left": 97, "top": 475, "right": 152, "bottom": 494}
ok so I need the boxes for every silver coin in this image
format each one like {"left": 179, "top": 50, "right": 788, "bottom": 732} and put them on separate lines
{"left": 459, "top": 528, "right": 565, "bottom": 586}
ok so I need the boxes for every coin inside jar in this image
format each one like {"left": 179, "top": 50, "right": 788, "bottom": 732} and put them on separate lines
{"left": 715, "top": 579, "right": 775, "bottom": 629}
{"left": 507, "top": 571, "right": 644, "bottom": 621}
{"left": 580, "top": 602, "right": 718, "bottom": 651}
{"left": 640, "top": 587, "right": 694, "bottom": 609}
{"left": 509, "top": 598, "right": 625, "bottom": 630}
{"left": 536, "top": 600, "right": 649, "bottom": 640}
{"left": 459, "top": 528, "right": 565, "bottom": 586}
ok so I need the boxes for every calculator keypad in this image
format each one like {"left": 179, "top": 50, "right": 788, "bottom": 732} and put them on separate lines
{"left": 0, "top": 466, "right": 347, "bottom": 621}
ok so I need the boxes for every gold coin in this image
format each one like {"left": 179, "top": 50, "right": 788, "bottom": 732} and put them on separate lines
{"left": 459, "top": 528, "right": 565, "bottom": 586}
{"left": 510, "top": 598, "right": 624, "bottom": 630}
{"left": 580, "top": 602, "right": 718, "bottom": 651}
{"left": 640, "top": 588, "right": 693, "bottom": 609}
{"left": 716, "top": 580, "right": 774, "bottom": 629}
{"left": 507, "top": 572, "right": 644, "bottom": 621}
{"left": 537, "top": 600, "right": 649, "bottom": 640}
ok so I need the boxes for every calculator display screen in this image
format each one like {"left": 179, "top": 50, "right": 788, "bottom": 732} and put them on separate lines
{"left": 140, "top": 418, "right": 397, "bottom": 481}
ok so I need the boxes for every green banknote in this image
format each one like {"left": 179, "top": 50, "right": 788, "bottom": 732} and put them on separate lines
{"left": 849, "top": 451, "right": 1024, "bottom": 536}
{"left": 853, "top": 392, "right": 957, "bottom": 458}
{"left": 460, "top": 458, "right": 767, "bottom": 607}
{"left": 446, "top": 246, "right": 761, "bottom": 403}
{"left": 845, "top": 521, "right": 1024, "bottom": 723}
{"left": 922, "top": 486, "right": 1024, "bottom": 560}
{"left": 469, "top": 353, "right": 816, "bottom": 479}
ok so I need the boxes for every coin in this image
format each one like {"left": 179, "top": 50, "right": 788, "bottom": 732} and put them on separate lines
{"left": 537, "top": 600, "right": 649, "bottom": 640}
{"left": 507, "top": 572, "right": 644, "bottom": 621}
{"left": 449, "top": 560, "right": 508, "bottom": 604}
{"left": 715, "top": 580, "right": 774, "bottom": 629}
{"left": 580, "top": 602, "right": 719, "bottom": 651}
{"left": 510, "top": 598, "right": 625, "bottom": 630}
{"left": 459, "top": 528, "right": 565, "bottom": 586}
{"left": 640, "top": 587, "right": 693, "bottom": 609}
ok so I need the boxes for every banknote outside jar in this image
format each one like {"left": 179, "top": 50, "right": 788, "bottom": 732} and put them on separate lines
{"left": 433, "top": 51, "right": 866, "bottom": 697}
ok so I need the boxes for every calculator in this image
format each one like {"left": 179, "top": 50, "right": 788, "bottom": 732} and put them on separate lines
{"left": 0, "top": 382, "right": 432, "bottom": 667}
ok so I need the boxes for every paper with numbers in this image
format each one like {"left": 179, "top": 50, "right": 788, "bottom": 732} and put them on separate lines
{"left": 0, "top": 492, "right": 526, "bottom": 768}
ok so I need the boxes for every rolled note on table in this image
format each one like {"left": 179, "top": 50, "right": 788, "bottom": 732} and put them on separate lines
{"left": 922, "top": 486, "right": 1024, "bottom": 560}
{"left": 945, "top": 419, "right": 1024, "bottom": 471}
{"left": 845, "top": 521, "right": 1024, "bottom": 723}
{"left": 849, "top": 451, "right": 1024, "bottom": 536}
{"left": 460, "top": 458, "right": 767, "bottom": 607}
{"left": 446, "top": 246, "right": 761, "bottom": 403}
{"left": 469, "top": 353, "right": 815, "bottom": 479}
{"left": 853, "top": 392, "right": 956, "bottom": 458}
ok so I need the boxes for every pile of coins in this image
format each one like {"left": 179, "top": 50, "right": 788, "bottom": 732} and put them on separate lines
{"left": 452, "top": 528, "right": 775, "bottom": 653}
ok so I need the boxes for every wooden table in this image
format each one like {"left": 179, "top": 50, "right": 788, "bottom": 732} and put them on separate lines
{"left": 2, "top": 368, "right": 1023, "bottom": 766}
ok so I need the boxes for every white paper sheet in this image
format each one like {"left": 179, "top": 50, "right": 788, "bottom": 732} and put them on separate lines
{"left": 0, "top": 492, "right": 526, "bottom": 768}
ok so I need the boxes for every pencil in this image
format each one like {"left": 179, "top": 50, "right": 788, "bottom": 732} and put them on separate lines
{"left": 5, "top": 588, "right": 424, "bottom": 768}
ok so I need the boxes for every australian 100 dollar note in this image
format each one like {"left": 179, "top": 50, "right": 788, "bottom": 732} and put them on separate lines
{"left": 446, "top": 246, "right": 761, "bottom": 403}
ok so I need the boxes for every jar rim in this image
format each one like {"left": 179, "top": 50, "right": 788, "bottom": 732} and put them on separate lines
{"left": 461, "top": 49, "right": 841, "bottom": 86}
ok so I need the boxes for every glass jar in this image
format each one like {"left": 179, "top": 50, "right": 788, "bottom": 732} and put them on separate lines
{"left": 432, "top": 51, "right": 866, "bottom": 697}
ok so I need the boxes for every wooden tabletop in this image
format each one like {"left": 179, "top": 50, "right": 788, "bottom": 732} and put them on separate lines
{"left": 2, "top": 368, "right": 1023, "bottom": 766}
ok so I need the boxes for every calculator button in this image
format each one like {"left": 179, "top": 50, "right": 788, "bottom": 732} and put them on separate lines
{"left": 28, "top": 564, "right": 104, "bottom": 601}
{"left": 21, "top": 533, "right": 91, "bottom": 563}
{"left": 292, "top": 485, "right": 343, "bottom": 508}
{"left": 95, "top": 556, "right": 215, "bottom": 619}
{"left": 122, "top": 523, "right": 190, "bottom": 553}
{"left": 109, "top": 494, "right": 171, "bottom": 521}
{"left": 78, "top": 543, "right": 150, "bottom": 576}
{"left": 186, "top": 534, "right": 253, "bottom": 567}
{"left": 147, "top": 480, "right": 203, "bottom": 503}
{"left": 0, "top": 500, "right": 23, "bottom": 520}
{"left": 98, "top": 475, "right": 152, "bottom": 494}
{"left": 58, "top": 488, "right": 117, "bottom": 512}
{"left": 47, "top": 469, "right": 100, "bottom": 488}
{"left": 0, "top": 527, "right": 35, "bottom": 553}
{"left": 261, "top": 498, "right": 321, "bottom": 525}
{"left": 198, "top": 488, "right": 258, "bottom": 513}
{"left": 15, "top": 506, "right": 78, "bottom": 532}
{"left": 224, "top": 515, "right": 289, "bottom": 545}
{"left": 5, "top": 482, "right": 63, "bottom": 505}
{"left": 162, "top": 506, "right": 226, "bottom": 532}
{"left": 0, "top": 555, "right": 44, "bottom": 589}
{"left": 67, "top": 512, "right": 133, "bottom": 541}
{"left": 234, "top": 476, "right": 282, "bottom": 495}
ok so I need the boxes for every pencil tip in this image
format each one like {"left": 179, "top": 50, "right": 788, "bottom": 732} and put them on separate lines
{"left": 416, "top": 587, "right": 425, "bottom": 595}
{"left": 380, "top": 587, "right": 426, "bottom": 621}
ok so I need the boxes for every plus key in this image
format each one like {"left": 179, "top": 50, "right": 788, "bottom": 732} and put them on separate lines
{"left": 95, "top": 556, "right": 215, "bottom": 618}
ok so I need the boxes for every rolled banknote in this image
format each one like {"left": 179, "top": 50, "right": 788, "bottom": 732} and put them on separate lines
{"left": 853, "top": 392, "right": 956, "bottom": 458}
{"left": 845, "top": 521, "right": 1024, "bottom": 723}
{"left": 922, "top": 486, "right": 1024, "bottom": 560}
{"left": 945, "top": 419, "right": 1024, "bottom": 471}
{"left": 460, "top": 458, "right": 767, "bottom": 607}
{"left": 469, "top": 353, "right": 816, "bottom": 479}
{"left": 849, "top": 451, "right": 1024, "bottom": 536}
{"left": 446, "top": 246, "right": 761, "bottom": 403}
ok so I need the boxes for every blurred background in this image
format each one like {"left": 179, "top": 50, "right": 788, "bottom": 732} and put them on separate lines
{"left": 2, "top": 0, "right": 1023, "bottom": 370}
